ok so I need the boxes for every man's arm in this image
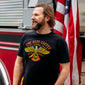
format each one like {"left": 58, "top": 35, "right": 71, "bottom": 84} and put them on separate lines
{"left": 13, "top": 56, "right": 24, "bottom": 85}
{"left": 55, "top": 62, "right": 70, "bottom": 85}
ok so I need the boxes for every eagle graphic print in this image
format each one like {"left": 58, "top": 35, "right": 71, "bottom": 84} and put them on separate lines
{"left": 25, "top": 40, "right": 51, "bottom": 61}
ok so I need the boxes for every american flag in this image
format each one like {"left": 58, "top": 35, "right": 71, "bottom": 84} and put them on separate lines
{"left": 53, "top": 0, "right": 82, "bottom": 85}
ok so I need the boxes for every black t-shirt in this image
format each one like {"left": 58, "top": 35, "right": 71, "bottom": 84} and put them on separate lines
{"left": 17, "top": 31, "right": 70, "bottom": 85}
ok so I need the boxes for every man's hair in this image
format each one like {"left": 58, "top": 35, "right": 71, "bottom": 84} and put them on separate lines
{"left": 35, "top": 3, "right": 55, "bottom": 28}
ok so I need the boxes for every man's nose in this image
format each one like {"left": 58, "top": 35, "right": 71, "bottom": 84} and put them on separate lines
{"left": 31, "top": 15, "right": 35, "bottom": 20}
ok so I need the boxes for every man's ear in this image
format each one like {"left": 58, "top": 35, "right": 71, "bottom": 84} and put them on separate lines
{"left": 46, "top": 15, "right": 50, "bottom": 22}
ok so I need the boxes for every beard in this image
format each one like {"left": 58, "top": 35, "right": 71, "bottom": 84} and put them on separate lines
{"left": 32, "top": 23, "right": 42, "bottom": 30}
{"left": 32, "top": 17, "right": 45, "bottom": 30}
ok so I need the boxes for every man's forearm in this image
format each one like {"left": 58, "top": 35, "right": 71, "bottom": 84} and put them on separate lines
{"left": 54, "top": 62, "right": 70, "bottom": 85}
{"left": 13, "top": 57, "right": 24, "bottom": 85}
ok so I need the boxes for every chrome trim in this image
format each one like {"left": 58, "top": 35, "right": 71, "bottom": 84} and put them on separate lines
{"left": 0, "top": 46, "right": 18, "bottom": 51}
{"left": 0, "top": 61, "right": 9, "bottom": 85}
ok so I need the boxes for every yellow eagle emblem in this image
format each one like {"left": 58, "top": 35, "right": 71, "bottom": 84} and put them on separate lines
{"left": 25, "top": 46, "right": 50, "bottom": 61}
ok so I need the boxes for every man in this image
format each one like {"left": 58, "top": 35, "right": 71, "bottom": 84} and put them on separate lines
{"left": 13, "top": 3, "right": 70, "bottom": 85}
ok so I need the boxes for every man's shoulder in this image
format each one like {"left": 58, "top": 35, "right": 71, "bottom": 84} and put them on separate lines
{"left": 20, "top": 31, "right": 36, "bottom": 40}
{"left": 52, "top": 32, "right": 64, "bottom": 40}
{"left": 23, "top": 30, "right": 36, "bottom": 36}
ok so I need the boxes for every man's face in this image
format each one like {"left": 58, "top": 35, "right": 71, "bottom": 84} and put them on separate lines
{"left": 31, "top": 7, "right": 45, "bottom": 30}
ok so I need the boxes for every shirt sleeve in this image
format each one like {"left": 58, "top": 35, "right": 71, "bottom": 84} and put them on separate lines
{"left": 17, "top": 35, "right": 25, "bottom": 57}
{"left": 57, "top": 38, "right": 70, "bottom": 63}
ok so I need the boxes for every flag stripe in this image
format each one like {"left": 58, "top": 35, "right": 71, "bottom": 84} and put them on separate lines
{"left": 57, "top": 2, "right": 65, "bottom": 15}
{"left": 72, "top": 0, "right": 79, "bottom": 84}
{"left": 76, "top": 1, "right": 82, "bottom": 83}
{"left": 53, "top": 29, "right": 62, "bottom": 36}
{"left": 55, "top": 11, "right": 64, "bottom": 24}
{"left": 54, "top": 20, "right": 63, "bottom": 33}
{"left": 58, "top": 0, "right": 66, "bottom": 5}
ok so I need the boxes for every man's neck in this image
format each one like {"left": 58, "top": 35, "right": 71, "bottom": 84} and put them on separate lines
{"left": 36, "top": 26, "right": 52, "bottom": 34}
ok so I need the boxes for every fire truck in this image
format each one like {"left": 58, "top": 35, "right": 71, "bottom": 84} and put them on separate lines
{"left": 0, "top": 0, "right": 85, "bottom": 85}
